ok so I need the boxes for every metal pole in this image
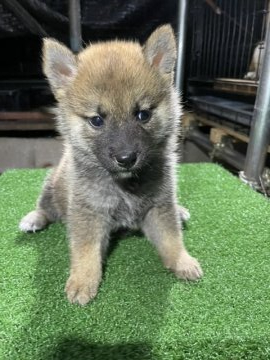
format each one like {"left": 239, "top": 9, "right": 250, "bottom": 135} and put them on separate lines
{"left": 242, "top": 24, "right": 270, "bottom": 186}
{"left": 175, "top": 0, "right": 188, "bottom": 94}
{"left": 69, "top": 0, "right": 82, "bottom": 53}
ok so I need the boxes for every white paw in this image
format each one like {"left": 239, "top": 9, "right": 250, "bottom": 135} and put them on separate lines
{"left": 178, "top": 205, "right": 190, "bottom": 222}
{"left": 19, "top": 210, "right": 48, "bottom": 232}
{"left": 175, "top": 251, "right": 203, "bottom": 281}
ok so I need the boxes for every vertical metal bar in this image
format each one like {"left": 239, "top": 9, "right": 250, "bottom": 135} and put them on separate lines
{"left": 195, "top": 1, "right": 204, "bottom": 78}
{"left": 69, "top": 0, "right": 82, "bottom": 53}
{"left": 266, "top": 0, "right": 270, "bottom": 36}
{"left": 213, "top": 1, "right": 222, "bottom": 77}
{"left": 206, "top": 7, "right": 213, "bottom": 77}
{"left": 219, "top": 0, "right": 228, "bottom": 77}
{"left": 228, "top": 0, "right": 237, "bottom": 77}
{"left": 243, "top": 24, "right": 270, "bottom": 185}
{"left": 217, "top": 1, "right": 226, "bottom": 77}
{"left": 246, "top": 1, "right": 256, "bottom": 74}
{"left": 239, "top": 0, "right": 250, "bottom": 76}
{"left": 210, "top": 5, "right": 217, "bottom": 78}
{"left": 223, "top": 0, "right": 233, "bottom": 77}
{"left": 190, "top": 0, "right": 196, "bottom": 78}
{"left": 175, "top": 0, "right": 188, "bottom": 93}
{"left": 234, "top": 0, "right": 244, "bottom": 78}
{"left": 202, "top": 3, "right": 209, "bottom": 77}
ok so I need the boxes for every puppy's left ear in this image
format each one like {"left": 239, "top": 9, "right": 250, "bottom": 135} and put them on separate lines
{"left": 143, "top": 25, "right": 177, "bottom": 80}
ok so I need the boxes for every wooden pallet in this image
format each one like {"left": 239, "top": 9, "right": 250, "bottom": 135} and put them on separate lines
{"left": 183, "top": 112, "right": 270, "bottom": 153}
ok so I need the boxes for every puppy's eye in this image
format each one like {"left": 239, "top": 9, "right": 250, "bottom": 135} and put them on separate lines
{"left": 136, "top": 110, "right": 151, "bottom": 123}
{"left": 88, "top": 115, "right": 104, "bottom": 128}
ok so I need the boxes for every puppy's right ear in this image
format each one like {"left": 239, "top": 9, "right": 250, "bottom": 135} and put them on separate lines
{"left": 143, "top": 25, "right": 176, "bottom": 82}
{"left": 43, "top": 38, "right": 77, "bottom": 98}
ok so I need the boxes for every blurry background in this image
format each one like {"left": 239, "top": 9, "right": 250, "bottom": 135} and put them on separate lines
{"left": 0, "top": 0, "right": 178, "bottom": 170}
{"left": 0, "top": 0, "right": 270, "bottom": 194}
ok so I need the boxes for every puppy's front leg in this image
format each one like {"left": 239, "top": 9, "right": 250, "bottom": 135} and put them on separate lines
{"left": 142, "top": 205, "right": 203, "bottom": 280}
{"left": 65, "top": 207, "right": 109, "bottom": 305}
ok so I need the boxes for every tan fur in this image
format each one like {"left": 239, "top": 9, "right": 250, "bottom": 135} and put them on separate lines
{"left": 20, "top": 25, "right": 203, "bottom": 305}
{"left": 142, "top": 204, "right": 201, "bottom": 280}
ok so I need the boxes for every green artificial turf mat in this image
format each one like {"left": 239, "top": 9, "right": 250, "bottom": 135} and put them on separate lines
{"left": 1, "top": 163, "right": 270, "bottom": 359}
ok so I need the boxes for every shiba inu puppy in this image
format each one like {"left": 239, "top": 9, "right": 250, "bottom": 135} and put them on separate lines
{"left": 20, "top": 25, "right": 203, "bottom": 305}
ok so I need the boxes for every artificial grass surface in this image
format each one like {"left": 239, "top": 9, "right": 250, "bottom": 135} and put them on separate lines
{"left": 1, "top": 163, "right": 270, "bottom": 359}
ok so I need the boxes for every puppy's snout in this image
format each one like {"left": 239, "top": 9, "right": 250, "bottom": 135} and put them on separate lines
{"left": 114, "top": 151, "right": 137, "bottom": 169}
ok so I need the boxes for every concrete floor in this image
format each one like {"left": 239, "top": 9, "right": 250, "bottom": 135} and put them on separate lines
{"left": 0, "top": 137, "right": 62, "bottom": 172}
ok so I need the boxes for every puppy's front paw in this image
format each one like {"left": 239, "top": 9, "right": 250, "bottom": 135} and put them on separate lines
{"left": 178, "top": 205, "right": 190, "bottom": 222}
{"left": 65, "top": 274, "right": 100, "bottom": 305}
{"left": 174, "top": 251, "right": 203, "bottom": 281}
{"left": 19, "top": 210, "right": 49, "bottom": 232}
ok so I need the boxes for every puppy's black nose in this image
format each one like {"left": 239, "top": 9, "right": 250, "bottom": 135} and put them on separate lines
{"left": 114, "top": 152, "right": 137, "bottom": 169}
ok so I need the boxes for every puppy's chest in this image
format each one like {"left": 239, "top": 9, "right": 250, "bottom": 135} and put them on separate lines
{"left": 88, "top": 181, "right": 151, "bottom": 229}
{"left": 111, "top": 193, "right": 147, "bottom": 229}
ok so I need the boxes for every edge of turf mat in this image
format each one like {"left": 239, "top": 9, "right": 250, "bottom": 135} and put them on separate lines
{"left": 1, "top": 163, "right": 270, "bottom": 359}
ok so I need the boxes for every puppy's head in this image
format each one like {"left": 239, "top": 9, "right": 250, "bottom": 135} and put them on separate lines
{"left": 43, "top": 25, "right": 180, "bottom": 177}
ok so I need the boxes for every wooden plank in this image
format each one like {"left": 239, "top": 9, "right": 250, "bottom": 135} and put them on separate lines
{"left": 214, "top": 78, "right": 258, "bottom": 96}
{"left": 0, "top": 111, "right": 55, "bottom": 131}
{"left": 194, "top": 115, "right": 249, "bottom": 143}
{"left": 0, "top": 121, "right": 55, "bottom": 131}
{"left": 0, "top": 111, "right": 54, "bottom": 120}
{"left": 210, "top": 128, "right": 228, "bottom": 144}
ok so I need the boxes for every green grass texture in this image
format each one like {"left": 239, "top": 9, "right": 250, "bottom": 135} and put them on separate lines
{"left": 1, "top": 163, "right": 270, "bottom": 360}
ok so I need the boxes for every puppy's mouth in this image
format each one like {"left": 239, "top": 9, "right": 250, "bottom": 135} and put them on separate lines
{"left": 113, "top": 170, "right": 134, "bottom": 179}
{"left": 109, "top": 161, "right": 144, "bottom": 180}
{"left": 110, "top": 162, "right": 139, "bottom": 178}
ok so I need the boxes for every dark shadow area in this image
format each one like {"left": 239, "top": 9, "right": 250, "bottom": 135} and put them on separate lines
{"left": 46, "top": 339, "right": 155, "bottom": 360}
{"left": 108, "top": 228, "right": 141, "bottom": 254}
{"left": 47, "top": 336, "right": 270, "bottom": 360}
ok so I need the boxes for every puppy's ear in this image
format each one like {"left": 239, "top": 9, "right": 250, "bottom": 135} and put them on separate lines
{"left": 143, "top": 25, "right": 176, "bottom": 79}
{"left": 43, "top": 38, "right": 77, "bottom": 98}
